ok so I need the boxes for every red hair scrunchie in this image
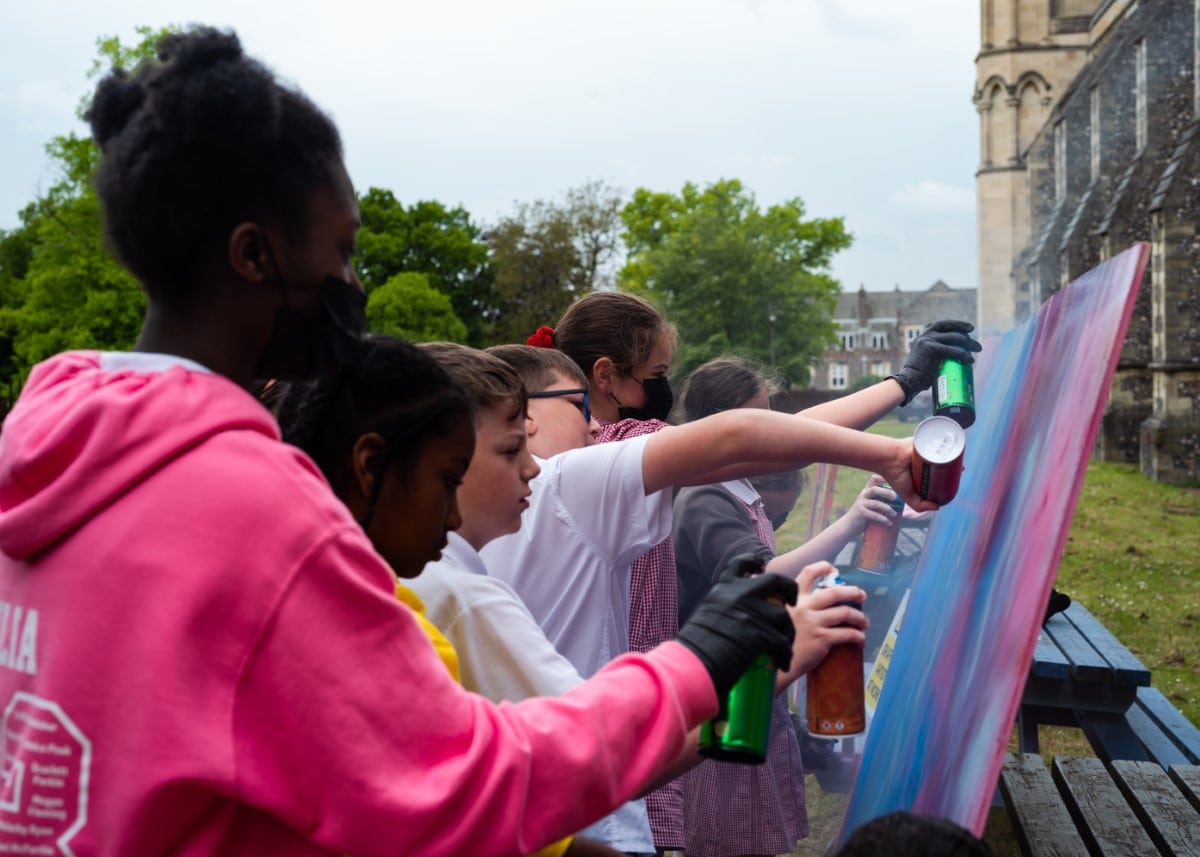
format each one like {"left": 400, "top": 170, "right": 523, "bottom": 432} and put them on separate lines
{"left": 527, "top": 326, "right": 556, "bottom": 348}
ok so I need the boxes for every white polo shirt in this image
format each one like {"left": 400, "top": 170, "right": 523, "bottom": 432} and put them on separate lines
{"left": 481, "top": 434, "right": 670, "bottom": 681}
{"left": 408, "top": 532, "right": 581, "bottom": 700}
{"left": 409, "top": 531, "right": 655, "bottom": 853}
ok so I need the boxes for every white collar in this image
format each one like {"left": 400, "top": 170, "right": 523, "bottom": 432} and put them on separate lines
{"left": 100, "top": 351, "right": 213, "bottom": 374}
{"left": 722, "top": 477, "right": 761, "bottom": 506}
{"left": 440, "top": 531, "right": 489, "bottom": 576}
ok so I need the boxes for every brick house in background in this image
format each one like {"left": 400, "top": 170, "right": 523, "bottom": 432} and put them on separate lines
{"left": 811, "top": 280, "right": 978, "bottom": 393}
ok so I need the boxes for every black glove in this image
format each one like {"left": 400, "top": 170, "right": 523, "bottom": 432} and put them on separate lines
{"left": 889, "top": 319, "right": 982, "bottom": 406}
{"left": 675, "top": 555, "right": 798, "bottom": 699}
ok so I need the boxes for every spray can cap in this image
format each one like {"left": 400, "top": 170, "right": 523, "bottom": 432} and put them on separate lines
{"left": 816, "top": 569, "right": 844, "bottom": 590}
{"left": 883, "top": 483, "right": 905, "bottom": 513}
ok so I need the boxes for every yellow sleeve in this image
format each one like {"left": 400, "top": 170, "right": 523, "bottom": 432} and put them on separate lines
{"left": 394, "top": 582, "right": 461, "bottom": 683}
{"left": 529, "top": 837, "right": 573, "bottom": 857}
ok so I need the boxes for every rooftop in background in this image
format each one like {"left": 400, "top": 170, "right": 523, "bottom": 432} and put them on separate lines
{"left": 811, "top": 280, "right": 978, "bottom": 395}
{"left": 834, "top": 280, "right": 978, "bottom": 327}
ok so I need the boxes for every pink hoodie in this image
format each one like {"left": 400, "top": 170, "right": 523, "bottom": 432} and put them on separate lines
{"left": 0, "top": 351, "right": 716, "bottom": 857}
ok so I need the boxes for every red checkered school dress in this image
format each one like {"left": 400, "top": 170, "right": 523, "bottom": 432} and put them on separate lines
{"left": 597, "top": 417, "right": 684, "bottom": 851}
{"left": 679, "top": 486, "right": 808, "bottom": 857}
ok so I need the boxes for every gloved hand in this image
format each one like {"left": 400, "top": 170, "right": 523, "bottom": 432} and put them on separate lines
{"left": 889, "top": 319, "right": 982, "bottom": 405}
{"left": 675, "top": 555, "right": 798, "bottom": 699}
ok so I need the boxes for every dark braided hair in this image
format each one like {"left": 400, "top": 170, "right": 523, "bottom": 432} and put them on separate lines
{"left": 278, "top": 336, "right": 474, "bottom": 531}
{"left": 86, "top": 26, "right": 344, "bottom": 305}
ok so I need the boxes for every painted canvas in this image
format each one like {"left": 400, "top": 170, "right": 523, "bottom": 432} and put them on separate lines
{"left": 835, "top": 243, "right": 1150, "bottom": 842}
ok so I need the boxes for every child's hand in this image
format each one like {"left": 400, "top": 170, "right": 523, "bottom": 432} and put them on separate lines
{"left": 843, "top": 474, "right": 902, "bottom": 535}
{"left": 777, "top": 561, "right": 868, "bottom": 688}
{"left": 878, "top": 438, "right": 940, "bottom": 513}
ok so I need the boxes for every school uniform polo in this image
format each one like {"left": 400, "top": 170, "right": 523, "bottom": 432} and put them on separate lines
{"left": 481, "top": 434, "right": 669, "bottom": 681}
{"left": 410, "top": 531, "right": 655, "bottom": 854}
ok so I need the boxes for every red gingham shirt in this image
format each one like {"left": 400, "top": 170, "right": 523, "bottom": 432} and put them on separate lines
{"left": 597, "top": 418, "right": 683, "bottom": 850}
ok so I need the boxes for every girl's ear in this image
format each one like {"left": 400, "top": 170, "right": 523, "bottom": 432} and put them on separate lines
{"left": 591, "top": 356, "right": 616, "bottom": 393}
{"left": 350, "top": 432, "right": 388, "bottom": 503}
{"left": 229, "top": 222, "right": 270, "bottom": 284}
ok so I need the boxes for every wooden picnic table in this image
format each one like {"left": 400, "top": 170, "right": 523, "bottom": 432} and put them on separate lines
{"left": 1021, "top": 602, "right": 1200, "bottom": 768}
{"left": 1001, "top": 753, "right": 1200, "bottom": 856}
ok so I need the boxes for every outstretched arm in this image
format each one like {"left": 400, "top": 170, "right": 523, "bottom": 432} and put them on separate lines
{"left": 642, "top": 410, "right": 937, "bottom": 513}
{"left": 766, "top": 475, "right": 899, "bottom": 576}
{"left": 800, "top": 320, "right": 982, "bottom": 429}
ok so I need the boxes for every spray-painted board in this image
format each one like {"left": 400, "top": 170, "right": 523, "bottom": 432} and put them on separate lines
{"left": 836, "top": 243, "right": 1149, "bottom": 843}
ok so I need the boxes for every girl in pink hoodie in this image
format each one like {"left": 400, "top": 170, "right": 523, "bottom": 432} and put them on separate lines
{"left": 0, "top": 26, "right": 799, "bottom": 857}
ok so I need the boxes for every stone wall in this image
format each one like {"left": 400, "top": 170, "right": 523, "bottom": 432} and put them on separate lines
{"left": 1015, "top": 0, "right": 1199, "bottom": 481}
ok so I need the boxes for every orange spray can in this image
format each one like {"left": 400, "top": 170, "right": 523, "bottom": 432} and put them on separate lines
{"left": 806, "top": 570, "right": 866, "bottom": 737}
{"left": 856, "top": 486, "right": 906, "bottom": 573}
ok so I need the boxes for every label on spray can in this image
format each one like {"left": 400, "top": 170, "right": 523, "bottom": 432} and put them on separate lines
{"left": 911, "top": 416, "right": 967, "bottom": 505}
{"left": 933, "top": 358, "right": 976, "bottom": 428}
{"left": 806, "top": 571, "right": 866, "bottom": 737}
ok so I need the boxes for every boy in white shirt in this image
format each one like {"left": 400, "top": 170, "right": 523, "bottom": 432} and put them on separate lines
{"left": 479, "top": 344, "right": 931, "bottom": 681}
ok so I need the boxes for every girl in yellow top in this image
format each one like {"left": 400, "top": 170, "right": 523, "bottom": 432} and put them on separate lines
{"left": 277, "top": 335, "right": 617, "bottom": 857}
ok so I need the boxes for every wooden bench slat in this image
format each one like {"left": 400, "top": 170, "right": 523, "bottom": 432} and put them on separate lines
{"left": 1137, "top": 688, "right": 1200, "bottom": 765}
{"left": 1044, "top": 612, "right": 1112, "bottom": 683}
{"left": 999, "top": 753, "right": 1090, "bottom": 857}
{"left": 1170, "top": 765, "right": 1200, "bottom": 814}
{"left": 1064, "top": 603, "right": 1151, "bottom": 686}
{"left": 1052, "top": 756, "right": 1160, "bottom": 856}
{"left": 1078, "top": 709, "right": 1154, "bottom": 765}
{"left": 1031, "top": 626, "right": 1072, "bottom": 679}
{"left": 1124, "top": 703, "right": 1192, "bottom": 768}
{"left": 1110, "top": 760, "right": 1200, "bottom": 857}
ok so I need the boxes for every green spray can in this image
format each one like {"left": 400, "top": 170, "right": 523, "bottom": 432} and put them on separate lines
{"left": 697, "top": 555, "right": 776, "bottom": 764}
{"left": 933, "top": 358, "right": 975, "bottom": 429}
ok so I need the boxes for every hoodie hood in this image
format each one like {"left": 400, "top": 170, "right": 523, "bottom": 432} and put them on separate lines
{"left": 0, "top": 351, "right": 277, "bottom": 560}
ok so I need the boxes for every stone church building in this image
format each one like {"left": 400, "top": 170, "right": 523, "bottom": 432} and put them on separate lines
{"left": 975, "top": 0, "right": 1200, "bottom": 483}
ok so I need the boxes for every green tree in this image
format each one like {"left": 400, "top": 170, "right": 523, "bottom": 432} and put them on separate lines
{"left": 0, "top": 26, "right": 174, "bottom": 392}
{"left": 365, "top": 272, "right": 468, "bottom": 343}
{"left": 619, "top": 179, "right": 851, "bottom": 387}
{"left": 486, "top": 180, "right": 624, "bottom": 345}
{"left": 355, "top": 189, "right": 489, "bottom": 345}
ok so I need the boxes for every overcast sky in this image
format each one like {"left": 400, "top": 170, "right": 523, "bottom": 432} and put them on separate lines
{"left": 1, "top": 0, "right": 979, "bottom": 294}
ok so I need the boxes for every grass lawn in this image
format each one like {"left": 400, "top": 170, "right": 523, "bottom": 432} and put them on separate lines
{"left": 776, "top": 417, "right": 1200, "bottom": 855}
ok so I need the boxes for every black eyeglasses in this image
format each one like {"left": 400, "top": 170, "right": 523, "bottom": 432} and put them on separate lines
{"left": 528, "top": 388, "right": 591, "bottom": 423}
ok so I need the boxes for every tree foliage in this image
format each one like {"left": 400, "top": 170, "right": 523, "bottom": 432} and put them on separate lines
{"left": 619, "top": 179, "right": 851, "bottom": 387}
{"left": 355, "top": 189, "right": 490, "bottom": 345}
{"left": 486, "top": 180, "right": 623, "bottom": 345}
{"left": 0, "top": 27, "right": 173, "bottom": 397}
{"left": 365, "top": 272, "right": 468, "bottom": 343}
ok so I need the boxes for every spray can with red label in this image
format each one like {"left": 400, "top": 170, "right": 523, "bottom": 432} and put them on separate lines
{"left": 911, "top": 415, "right": 967, "bottom": 505}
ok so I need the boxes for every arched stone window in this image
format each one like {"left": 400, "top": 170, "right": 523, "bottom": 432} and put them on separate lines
{"left": 1016, "top": 74, "right": 1051, "bottom": 158}
{"left": 977, "top": 78, "right": 1012, "bottom": 167}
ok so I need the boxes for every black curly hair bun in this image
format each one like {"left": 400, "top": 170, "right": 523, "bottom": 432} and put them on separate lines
{"left": 86, "top": 24, "right": 344, "bottom": 306}
{"left": 87, "top": 68, "right": 146, "bottom": 150}
{"left": 155, "top": 26, "right": 243, "bottom": 69}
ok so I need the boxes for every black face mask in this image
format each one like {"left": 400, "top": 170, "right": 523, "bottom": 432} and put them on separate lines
{"left": 767, "top": 507, "right": 792, "bottom": 531}
{"left": 254, "top": 261, "right": 366, "bottom": 383}
{"left": 617, "top": 375, "right": 674, "bottom": 422}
